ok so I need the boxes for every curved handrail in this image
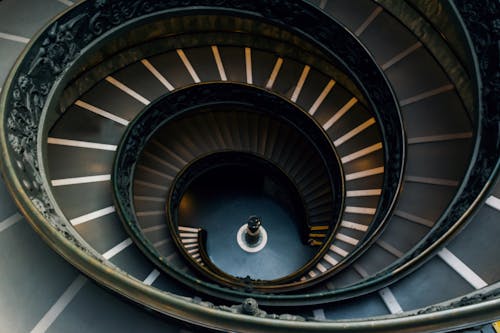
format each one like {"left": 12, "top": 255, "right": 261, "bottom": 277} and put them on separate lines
{"left": 11, "top": 0, "right": 500, "bottom": 331}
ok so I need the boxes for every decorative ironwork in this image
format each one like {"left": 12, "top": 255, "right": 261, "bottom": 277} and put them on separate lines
{"left": 178, "top": 296, "right": 306, "bottom": 321}
{"left": 416, "top": 288, "right": 500, "bottom": 315}
{"left": 2, "top": 0, "right": 497, "bottom": 329}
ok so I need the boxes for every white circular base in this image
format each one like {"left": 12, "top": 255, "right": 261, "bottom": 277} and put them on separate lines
{"left": 236, "top": 224, "right": 268, "bottom": 253}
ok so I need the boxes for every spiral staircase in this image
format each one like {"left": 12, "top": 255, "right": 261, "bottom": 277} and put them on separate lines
{"left": 0, "top": 0, "right": 499, "bottom": 332}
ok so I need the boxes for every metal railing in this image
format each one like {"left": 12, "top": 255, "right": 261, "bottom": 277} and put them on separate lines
{"left": 0, "top": 0, "right": 497, "bottom": 331}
